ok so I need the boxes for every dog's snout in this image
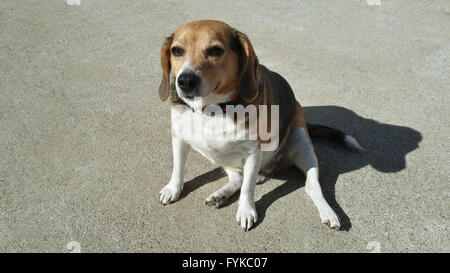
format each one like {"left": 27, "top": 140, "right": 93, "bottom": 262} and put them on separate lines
{"left": 177, "top": 73, "right": 200, "bottom": 93}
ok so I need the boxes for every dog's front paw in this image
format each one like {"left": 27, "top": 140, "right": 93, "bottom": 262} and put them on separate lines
{"left": 159, "top": 184, "right": 182, "bottom": 205}
{"left": 319, "top": 208, "right": 340, "bottom": 230}
{"left": 236, "top": 203, "right": 258, "bottom": 231}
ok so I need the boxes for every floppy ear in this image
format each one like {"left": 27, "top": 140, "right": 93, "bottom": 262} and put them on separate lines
{"left": 159, "top": 35, "right": 173, "bottom": 101}
{"left": 235, "top": 31, "right": 259, "bottom": 103}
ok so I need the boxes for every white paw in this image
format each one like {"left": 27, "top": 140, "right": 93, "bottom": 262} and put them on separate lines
{"left": 236, "top": 203, "right": 258, "bottom": 231}
{"left": 256, "top": 175, "right": 268, "bottom": 184}
{"left": 319, "top": 208, "right": 340, "bottom": 230}
{"left": 159, "top": 183, "right": 182, "bottom": 205}
{"left": 204, "top": 193, "right": 227, "bottom": 208}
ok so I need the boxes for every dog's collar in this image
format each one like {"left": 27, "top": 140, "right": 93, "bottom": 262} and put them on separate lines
{"left": 200, "top": 101, "right": 233, "bottom": 116}
{"left": 189, "top": 91, "right": 240, "bottom": 116}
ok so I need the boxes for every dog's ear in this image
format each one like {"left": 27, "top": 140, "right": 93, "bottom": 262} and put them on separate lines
{"left": 235, "top": 31, "right": 259, "bottom": 103}
{"left": 159, "top": 34, "right": 173, "bottom": 102}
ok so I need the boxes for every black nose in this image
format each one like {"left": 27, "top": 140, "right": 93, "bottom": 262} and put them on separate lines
{"left": 177, "top": 73, "right": 200, "bottom": 93}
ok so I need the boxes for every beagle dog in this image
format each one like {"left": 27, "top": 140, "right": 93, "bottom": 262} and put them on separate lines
{"left": 158, "top": 20, "right": 362, "bottom": 231}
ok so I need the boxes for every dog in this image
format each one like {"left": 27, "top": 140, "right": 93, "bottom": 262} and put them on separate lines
{"left": 158, "top": 20, "right": 362, "bottom": 231}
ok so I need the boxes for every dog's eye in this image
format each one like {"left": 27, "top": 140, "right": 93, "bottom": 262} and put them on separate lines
{"left": 206, "top": 46, "right": 224, "bottom": 57}
{"left": 171, "top": 47, "right": 184, "bottom": 57}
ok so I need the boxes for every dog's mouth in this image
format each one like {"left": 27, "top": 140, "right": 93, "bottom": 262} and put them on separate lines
{"left": 182, "top": 82, "right": 221, "bottom": 100}
{"left": 212, "top": 82, "right": 221, "bottom": 92}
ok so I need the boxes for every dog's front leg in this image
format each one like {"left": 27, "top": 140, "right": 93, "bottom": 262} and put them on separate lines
{"left": 159, "top": 137, "right": 190, "bottom": 205}
{"left": 236, "top": 150, "right": 261, "bottom": 231}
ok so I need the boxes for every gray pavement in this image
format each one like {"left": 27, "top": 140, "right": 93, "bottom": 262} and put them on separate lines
{"left": 0, "top": 0, "right": 449, "bottom": 252}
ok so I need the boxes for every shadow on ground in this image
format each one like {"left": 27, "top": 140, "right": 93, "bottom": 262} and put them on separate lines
{"left": 180, "top": 106, "right": 422, "bottom": 230}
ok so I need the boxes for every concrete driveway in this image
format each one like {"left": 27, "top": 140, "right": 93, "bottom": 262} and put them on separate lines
{"left": 1, "top": 0, "right": 448, "bottom": 252}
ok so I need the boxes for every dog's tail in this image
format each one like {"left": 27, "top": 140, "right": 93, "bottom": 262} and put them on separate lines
{"left": 306, "top": 123, "right": 364, "bottom": 150}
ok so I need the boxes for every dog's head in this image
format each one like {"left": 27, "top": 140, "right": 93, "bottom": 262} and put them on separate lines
{"left": 159, "top": 20, "right": 259, "bottom": 108}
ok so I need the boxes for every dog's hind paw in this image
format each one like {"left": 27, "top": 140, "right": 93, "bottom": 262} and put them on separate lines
{"left": 204, "top": 194, "right": 227, "bottom": 208}
{"left": 256, "top": 175, "right": 268, "bottom": 184}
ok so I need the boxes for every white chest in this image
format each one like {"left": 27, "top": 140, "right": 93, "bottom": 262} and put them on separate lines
{"left": 171, "top": 107, "right": 259, "bottom": 168}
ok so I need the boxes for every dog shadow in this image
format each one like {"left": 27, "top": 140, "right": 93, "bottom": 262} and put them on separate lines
{"left": 181, "top": 167, "right": 226, "bottom": 200}
{"left": 182, "top": 106, "right": 422, "bottom": 231}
